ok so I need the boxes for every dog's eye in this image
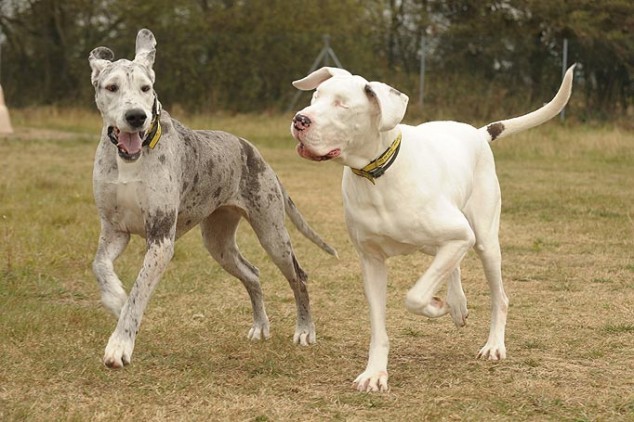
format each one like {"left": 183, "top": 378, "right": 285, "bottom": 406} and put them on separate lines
{"left": 141, "top": 85, "right": 151, "bottom": 93}
{"left": 105, "top": 84, "right": 118, "bottom": 93}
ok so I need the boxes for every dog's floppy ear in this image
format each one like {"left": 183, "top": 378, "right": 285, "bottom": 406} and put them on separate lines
{"left": 292, "top": 67, "right": 352, "bottom": 91}
{"left": 134, "top": 29, "right": 157, "bottom": 72}
{"left": 365, "top": 82, "right": 409, "bottom": 131}
{"left": 89, "top": 47, "right": 114, "bottom": 86}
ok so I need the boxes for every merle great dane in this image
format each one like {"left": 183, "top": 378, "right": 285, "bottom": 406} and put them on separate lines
{"left": 88, "top": 29, "right": 336, "bottom": 368}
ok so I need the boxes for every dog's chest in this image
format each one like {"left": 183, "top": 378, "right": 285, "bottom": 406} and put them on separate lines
{"left": 342, "top": 174, "right": 444, "bottom": 256}
{"left": 114, "top": 161, "right": 147, "bottom": 234}
{"left": 94, "top": 156, "right": 154, "bottom": 235}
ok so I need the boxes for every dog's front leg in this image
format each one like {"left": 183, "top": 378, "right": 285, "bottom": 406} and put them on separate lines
{"left": 353, "top": 253, "right": 390, "bottom": 392}
{"left": 103, "top": 212, "right": 176, "bottom": 368}
{"left": 405, "top": 232, "right": 475, "bottom": 318}
{"left": 93, "top": 221, "right": 131, "bottom": 316}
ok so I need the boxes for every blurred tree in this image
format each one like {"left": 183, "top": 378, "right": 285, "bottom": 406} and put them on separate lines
{"left": 0, "top": 0, "right": 631, "bottom": 119}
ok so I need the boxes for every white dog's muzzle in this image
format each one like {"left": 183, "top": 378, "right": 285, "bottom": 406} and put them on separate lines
{"left": 291, "top": 113, "right": 342, "bottom": 161}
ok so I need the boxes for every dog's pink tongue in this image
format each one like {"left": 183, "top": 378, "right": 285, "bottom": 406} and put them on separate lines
{"left": 118, "top": 132, "right": 143, "bottom": 154}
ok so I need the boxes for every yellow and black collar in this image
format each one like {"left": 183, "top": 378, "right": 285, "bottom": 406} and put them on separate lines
{"left": 142, "top": 96, "right": 162, "bottom": 149}
{"left": 351, "top": 132, "right": 402, "bottom": 184}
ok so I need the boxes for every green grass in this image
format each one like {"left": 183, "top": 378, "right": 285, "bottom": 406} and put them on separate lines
{"left": 0, "top": 110, "right": 633, "bottom": 421}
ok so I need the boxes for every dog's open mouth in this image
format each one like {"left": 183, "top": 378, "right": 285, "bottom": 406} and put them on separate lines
{"left": 108, "top": 127, "right": 144, "bottom": 161}
{"left": 296, "top": 142, "right": 341, "bottom": 162}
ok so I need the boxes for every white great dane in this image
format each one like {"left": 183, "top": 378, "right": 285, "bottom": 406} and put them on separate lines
{"left": 291, "top": 65, "right": 575, "bottom": 391}
{"left": 88, "top": 29, "right": 336, "bottom": 368}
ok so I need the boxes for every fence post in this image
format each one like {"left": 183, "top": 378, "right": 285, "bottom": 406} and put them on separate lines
{"left": 287, "top": 34, "right": 342, "bottom": 113}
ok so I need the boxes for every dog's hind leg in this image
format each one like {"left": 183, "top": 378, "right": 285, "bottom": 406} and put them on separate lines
{"left": 200, "top": 207, "right": 270, "bottom": 341}
{"left": 249, "top": 210, "right": 315, "bottom": 346}
{"left": 471, "top": 214, "right": 508, "bottom": 360}
{"left": 474, "top": 239, "right": 508, "bottom": 360}
{"left": 93, "top": 221, "right": 130, "bottom": 317}
{"left": 465, "top": 166, "right": 508, "bottom": 360}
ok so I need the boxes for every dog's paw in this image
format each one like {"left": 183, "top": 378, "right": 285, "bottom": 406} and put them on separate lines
{"left": 477, "top": 343, "right": 506, "bottom": 361}
{"left": 405, "top": 294, "right": 449, "bottom": 318}
{"left": 247, "top": 320, "right": 271, "bottom": 341}
{"left": 103, "top": 333, "right": 134, "bottom": 368}
{"left": 292, "top": 322, "right": 316, "bottom": 346}
{"left": 353, "top": 370, "right": 389, "bottom": 393}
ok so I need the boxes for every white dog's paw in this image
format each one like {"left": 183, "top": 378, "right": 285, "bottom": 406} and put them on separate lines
{"left": 405, "top": 294, "right": 449, "bottom": 318}
{"left": 353, "top": 370, "right": 389, "bottom": 393}
{"left": 247, "top": 320, "right": 271, "bottom": 341}
{"left": 103, "top": 334, "right": 134, "bottom": 368}
{"left": 292, "top": 321, "right": 316, "bottom": 346}
{"left": 477, "top": 342, "right": 506, "bottom": 361}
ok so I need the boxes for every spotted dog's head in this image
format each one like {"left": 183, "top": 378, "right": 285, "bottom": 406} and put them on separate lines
{"left": 89, "top": 29, "right": 160, "bottom": 162}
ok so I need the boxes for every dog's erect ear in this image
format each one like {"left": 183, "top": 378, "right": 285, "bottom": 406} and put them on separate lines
{"left": 365, "top": 82, "right": 409, "bottom": 131}
{"left": 89, "top": 47, "right": 114, "bottom": 86}
{"left": 134, "top": 29, "right": 157, "bottom": 70}
{"left": 292, "top": 67, "right": 352, "bottom": 91}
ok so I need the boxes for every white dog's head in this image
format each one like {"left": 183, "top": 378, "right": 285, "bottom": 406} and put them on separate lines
{"left": 290, "top": 67, "right": 409, "bottom": 166}
{"left": 89, "top": 29, "right": 160, "bottom": 161}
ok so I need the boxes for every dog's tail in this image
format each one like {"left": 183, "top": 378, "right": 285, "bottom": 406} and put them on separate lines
{"left": 479, "top": 64, "right": 576, "bottom": 143}
{"left": 280, "top": 182, "right": 338, "bottom": 258}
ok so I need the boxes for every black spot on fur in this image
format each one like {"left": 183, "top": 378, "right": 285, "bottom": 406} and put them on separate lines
{"left": 238, "top": 138, "right": 267, "bottom": 194}
{"left": 286, "top": 195, "right": 296, "bottom": 210}
{"left": 146, "top": 209, "right": 176, "bottom": 242}
{"left": 292, "top": 253, "right": 308, "bottom": 284}
{"left": 239, "top": 138, "right": 267, "bottom": 175}
{"left": 158, "top": 154, "right": 166, "bottom": 164}
{"left": 487, "top": 122, "right": 505, "bottom": 141}
{"left": 204, "top": 159, "right": 215, "bottom": 178}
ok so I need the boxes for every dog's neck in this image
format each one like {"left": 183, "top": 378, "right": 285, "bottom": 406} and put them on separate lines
{"left": 341, "top": 127, "right": 402, "bottom": 173}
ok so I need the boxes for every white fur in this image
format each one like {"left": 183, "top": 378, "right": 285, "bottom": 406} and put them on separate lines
{"left": 291, "top": 65, "right": 575, "bottom": 392}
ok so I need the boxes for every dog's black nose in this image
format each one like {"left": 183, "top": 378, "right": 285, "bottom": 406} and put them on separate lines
{"left": 293, "top": 114, "right": 311, "bottom": 131}
{"left": 125, "top": 109, "right": 147, "bottom": 128}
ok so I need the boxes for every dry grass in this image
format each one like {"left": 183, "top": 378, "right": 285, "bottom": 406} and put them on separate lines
{"left": 0, "top": 109, "right": 633, "bottom": 421}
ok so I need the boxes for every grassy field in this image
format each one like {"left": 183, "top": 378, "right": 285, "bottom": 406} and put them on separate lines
{"left": 1, "top": 109, "right": 633, "bottom": 421}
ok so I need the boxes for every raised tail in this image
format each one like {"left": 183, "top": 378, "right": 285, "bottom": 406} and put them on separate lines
{"left": 280, "top": 181, "right": 338, "bottom": 258}
{"left": 480, "top": 64, "right": 576, "bottom": 143}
